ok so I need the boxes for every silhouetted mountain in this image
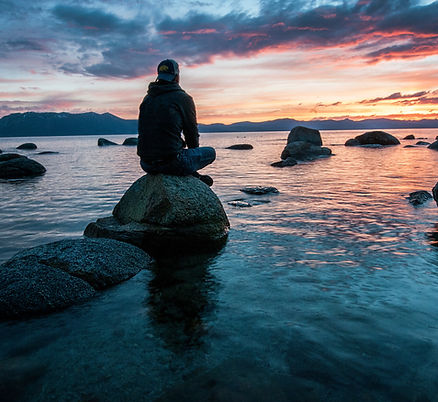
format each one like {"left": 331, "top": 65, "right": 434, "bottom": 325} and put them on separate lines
{"left": 1, "top": 112, "right": 437, "bottom": 137}
{"left": 0, "top": 112, "right": 137, "bottom": 136}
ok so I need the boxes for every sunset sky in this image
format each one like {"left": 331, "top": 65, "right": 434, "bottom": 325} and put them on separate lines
{"left": 1, "top": 0, "right": 437, "bottom": 124}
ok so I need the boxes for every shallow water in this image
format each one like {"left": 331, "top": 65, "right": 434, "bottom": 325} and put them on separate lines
{"left": 1, "top": 129, "right": 438, "bottom": 401}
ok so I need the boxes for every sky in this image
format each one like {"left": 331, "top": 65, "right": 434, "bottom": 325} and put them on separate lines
{"left": 0, "top": 0, "right": 437, "bottom": 124}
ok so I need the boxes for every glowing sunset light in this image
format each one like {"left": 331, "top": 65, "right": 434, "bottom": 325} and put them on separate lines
{"left": 0, "top": 0, "right": 437, "bottom": 124}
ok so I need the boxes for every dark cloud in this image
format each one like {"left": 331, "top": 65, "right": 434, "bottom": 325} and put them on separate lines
{"left": 5, "top": 39, "right": 47, "bottom": 52}
{"left": 361, "top": 91, "right": 429, "bottom": 103}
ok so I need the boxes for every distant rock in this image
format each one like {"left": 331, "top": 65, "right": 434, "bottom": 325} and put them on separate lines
{"left": 16, "top": 143, "right": 37, "bottom": 150}
{"left": 37, "top": 151, "right": 59, "bottom": 155}
{"left": 0, "top": 238, "right": 151, "bottom": 319}
{"left": 416, "top": 141, "right": 430, "bottom": 146}
{"left": 228, "top": 200, "right": 252, "bottom": 207}
{"left": 98, "top": 138, "right": 118, "bottom": 146}
{"left": 271, "top": 157, "right": 297, "bottom": 168}
{"left": 345, "top": 131, "right": 400, "bottom": 146}
{"left": 0, "top": 154, "right": 46, "bottom": 179}
{"left": 403, "top": 135, "right": 415, "bottom": 140}
{"left": 404, "top": 145, "right": 416, "bottom": 148}
{"left": 345, "top": 138, "right": 360, "bottom": 147}
{"left": 226, "top": 144, "right": 253, "bottom": 150}
{"left": 123, "top": 137, "right": 138, "bottom": 146}
{"left": 427, "top": 141, "right": 438, "bottom": 150}
{"left": 408, "top": 191, "right": 432, "bottom": 206}
{"left": 287, "top": 126, "right": 322, "bottom": 146}
{"left": 85, "top": 174, "right": 230, "bottom": 256}
{"left": 240, "top": 186, "right": 278, "bottom": 195}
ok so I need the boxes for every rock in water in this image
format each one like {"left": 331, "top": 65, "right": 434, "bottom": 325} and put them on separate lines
{"left": 85, "top": 174, "right": 230, "bottom": 256}
{"left": 408, "top": 191, "right": 432, "bottom": 205}
{"left": 416, "top": 141, "right": 430, "bottom": 146}
{"left": 16, "top": 143, "right": 37, "bottom": 150}
{"left": 433, "top": 183, "right": 438, "bottom": 206}
{"left": 345, "top": 131, "right": 400, "bottom": 146}
{"left": 271, "top": 157, "right": 297, "bottom": 168}
{"left": 226, "top": 144, "right": 253, "bottom": 150}
{"left": 287, "top": 126, "right": 322, "bottom": 146}
{"left": 403, "top": 135, "right": 415, "bottom": 140}
{"left": 0, "top": 238, "right": 150, "bottom": 319}
{"left": 0, "top": 154, "right": 46, "bottom": 179}
{"left": 427, "top": 141, "right": 438, "bottom": 150}
{"left": 98, "top": 138, "right": 118, "bottom": 146}
{"left": 240, "top": 186, "right": 279, "bottom": 195}
{"left": 123, "top": 137, "right": 138, "bottom": 146}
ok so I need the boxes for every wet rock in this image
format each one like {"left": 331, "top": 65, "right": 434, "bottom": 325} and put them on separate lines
{"left": 0, "top": 154, "right": 46, "bottom": 179}
{"left": 403, "top": 135, "right": 415, "bottom": 140}
{"left": 287, "top": 126, "right": 322, "bottom": 146}
{"left": 16, "top": 143, "right": 37, "bottom": 150}
{"left": 85, "top": 174, "right": 230, "bottom": 257}
{"left": 271, "top": 157, "right": 298, "bottom": 168}
{"left": 226, "top": 144, "right": 253, "bottom": 150}
{"left": 240, "top": 186, "right": 279, "bottom": 195}
{"left": 345, "top": 138, "right": 360, "bottom": 147}
{"left": 404, "top": 145, "right": 416, "bottom": 148}
{"left": 281, "top": 141, "right": 331, "bottom": 160}
{"left": 123, "top": 137, "right": 138, "bottom": 146}
{"left": 362, "top": 144, "right": 383, "bottom": 148}
{"left": 408, "top": 191, "right": 432, "bottom": 206}
{"left": 0, "top": 238, "right": 151, "bottom": 319}
{"left": 37, "top": 151, "right": 59, "bottom": 155}
{"left": 427, "top": 141, "right": 438, "bottom": 150}
{"left": 345, "top": 131, "right": 400, "bottom": 146}
{"left": 433, "top": 183, "right": 438, "bottom": 206}
{"left": 228, "top": 200, "right": 252, "bottom": 207}
{"left": 416, "top": 141, "right": 430, "bottom": 146}
{"left": 98, "top": 138, "right": 118, "bottom": 146}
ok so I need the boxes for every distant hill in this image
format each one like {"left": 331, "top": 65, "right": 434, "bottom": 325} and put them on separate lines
{"left": 1, "top": 112, "right": 437, "bottom": 137}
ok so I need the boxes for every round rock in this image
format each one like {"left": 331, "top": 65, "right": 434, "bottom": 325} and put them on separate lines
{"left": 287, "top": 126, "right": 322, "bottom": 146}
{"left": 123, "top": 137, "right": 138, "bottom": 146}
{"left": 98, "top": 138, "right": 118, "bottom": 146}
{"left": 0, "top": 154, "right": 46, "bottom": 179}
{"left": 16, "top": 143, "right": 37, "bottom": 150}
{"left": 346, "top": 131, "right": 400, "bottom": 146}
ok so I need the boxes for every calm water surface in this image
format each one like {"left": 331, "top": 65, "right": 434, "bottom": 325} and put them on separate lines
{"left": 1, "top": 129, "right": 438, "bottom": 401}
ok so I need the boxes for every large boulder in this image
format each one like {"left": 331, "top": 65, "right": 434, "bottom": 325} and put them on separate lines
{"left": 85, "top": 174, "right": 230, "bottom": 256}
{"left": 16, "top": 143, "right": 37, "bottom": 150}
{"left": 345, "top": 131, "right": 400, "bottom": 146}
{"left": 0, "top": 238, "right": 151, "bottom": 319}
{"left": 0, "top": 154, "right": 46, "bottom": 179}
{"left": 428, "top": 141, "right": 438, "bottom": 150}
{"left": 287, "top": 126, "right": 322, "bottom": 146}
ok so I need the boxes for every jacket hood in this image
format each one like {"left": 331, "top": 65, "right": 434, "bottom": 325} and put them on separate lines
{"left": 147, "top": 81, "right": 184, "bottom": 97}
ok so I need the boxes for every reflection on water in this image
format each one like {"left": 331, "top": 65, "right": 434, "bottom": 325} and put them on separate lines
{"left": 1, "top": 129, "right": 438, "bottom": 400}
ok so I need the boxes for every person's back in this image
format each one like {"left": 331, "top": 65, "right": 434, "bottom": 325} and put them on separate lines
{"left": 137, "top": 80, "right": 199, "bottom": 161}
{"left": 137, "top": 59, "right": 215, "bottom": 186}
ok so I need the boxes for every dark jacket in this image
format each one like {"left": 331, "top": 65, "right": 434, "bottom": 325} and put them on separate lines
{"left": 137, "top": 81, "right": 199, "bottom": 161}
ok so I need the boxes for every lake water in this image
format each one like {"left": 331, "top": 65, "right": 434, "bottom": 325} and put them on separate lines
{"left": 1, "top": 129, "right": 438, "bottom": 401}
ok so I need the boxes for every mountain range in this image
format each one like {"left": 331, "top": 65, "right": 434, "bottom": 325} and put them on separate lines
{"left": 1, "top": 112, "right": 437, "bottom": 137}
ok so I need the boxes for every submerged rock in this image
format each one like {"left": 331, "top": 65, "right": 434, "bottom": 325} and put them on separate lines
{"left": 271, "top": 157, "right": 298, "bottom": 168}
{"left": 226, "top": 144, "right": 253, "bottom": 150}
{"left": 404, "top": 145, "right": 416, "bottom": 148}
{"left": 427, "top": 141, "right": 438, "bottom": 150}
{"left": 98, "top": 138, "right": 118, "bottom": 146}
{"left": 408, "top": 191, "right": 432, "bottom": 206}
{"left": 123, "top": 137, "right": 138, "bottom": 146}
{"left": 228, "top": 200, "right": 253, "bottom": 207}
{"left": 16, "top": 143, "right": 37, "bottom": 150}
{"left": 345, "top": 131, "right": 400, "bottom": 146}
{"left": 85, "top": 174, "right": 230, "bottom": 256}
{"left": 0, "top": 238, "right": 151, "bottom": 319}
{"left": 0, "top": 154, "right": 46, "bottom": 179}
{"left": 37, "top": 151, "right": 59, "bottom": 155}
{"left": 403, "top": 135, "right": 415, "bottom": 140}
{"left": 240, "top": 186, "right": 278, "bottom": 195}
{"left": 416, "top": 141, "right": 430, "bottom": 146}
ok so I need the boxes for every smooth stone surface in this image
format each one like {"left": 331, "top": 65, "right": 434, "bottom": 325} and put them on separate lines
{"left": 408, "top": 191, "right": 432, "bottom": 206}
{"left": 16, "top": 143, "right": 37, "bottom": 150}
{"left": 271, "top": 157, "right": 298, "bottom": 168}
{"left": 345, "top": 131, "right": 400, "bottom": 146}
{"left": 403, "top": 135, "right": 415, "bottom": 140}
{"left": 345, "top": 138, "right": 360, "bottom": 146}
{"left": 0, "top": 238, "right": 152, "bottom": 319}
{"left": 98, "top": 138, "right": 118, "bottom": 146}
{"left": 240, "top": 186, "right": 279, "bottom": 195}
{"left": 416, "top": 141, "right": 430, "bottom": 146}
{"left": 86, "top": 174, "right": 230, "bottom": 256}
{"left": 427, "top": 141, "right": 438, "bottom": 150}
{"left": 123, "top": 137, "right": 138, "bottom": 146}
{"left": 226, "top": 144, "right": 253, "bottom": 150}
{"left": 0, "top": 154, "right": 46, "bottom": 179}
{"left": 287, "top": 126, "right": 322, "bottom": 146}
